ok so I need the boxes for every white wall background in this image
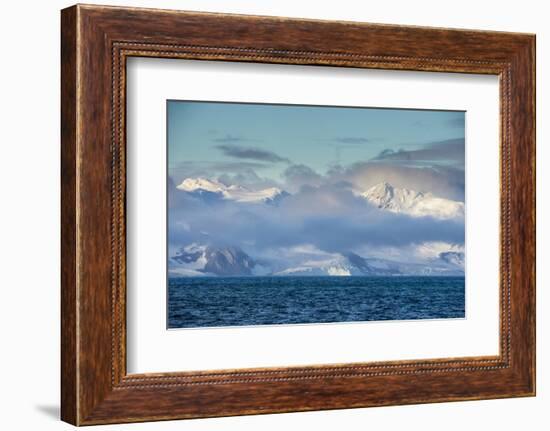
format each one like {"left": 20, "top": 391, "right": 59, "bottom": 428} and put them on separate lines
{"left": 0, "top": 0, "right": 546, "bottom": 429}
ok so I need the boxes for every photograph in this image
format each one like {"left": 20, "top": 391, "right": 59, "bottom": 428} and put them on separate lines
{"left": 167, "top": 100, "right": 466, "bottom": 329}
{"left": 41, "top": 1, "right": 537, "bottom": 426}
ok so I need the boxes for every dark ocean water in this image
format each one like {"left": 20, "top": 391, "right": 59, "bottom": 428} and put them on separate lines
{"left": 168, "top": 276, "right": 465, "bottom": 329}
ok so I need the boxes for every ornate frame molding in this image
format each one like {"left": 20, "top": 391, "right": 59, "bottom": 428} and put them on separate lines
{"left": 61, "top": 5, "right": 535, "bottom": 425}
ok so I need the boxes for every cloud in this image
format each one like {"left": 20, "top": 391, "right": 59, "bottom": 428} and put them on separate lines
{"left": 377, "top": 149, "right": 395, "bottom": 158}
{"left": 172, "top": 137, "right": 465, "bottom": 203}
{"left": 216, "top": 144, "right": 291, "bottom": 163}
{"left": 168, "top": 182, "right": 464, "bottom": 259}
{"left": 218, "top": 170, "right": 281, "bottom": 190}
{"left": 328, "top": 161, "right": 464, "bottom": 201}
{"left": 283, "top": 164, "right": 323, "bottom": 190}
{"left": 168, "top": 140, "right": 466, "bottom": 268}
{"left": 212, "top": 134, "right": 251, "bottom": 143}
{"left": 372, "top": 138, "right": 465, "bottom": 165}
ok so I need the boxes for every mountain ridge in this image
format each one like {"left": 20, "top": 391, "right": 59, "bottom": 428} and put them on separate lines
{"left": 361, "top": 182, "right": 464, "bottom": 220}
{"left": 177, "top": 177, "right": 288, "bottom": 204}
{"left": 169, "top": 244, "right": 464, "bottom": 278}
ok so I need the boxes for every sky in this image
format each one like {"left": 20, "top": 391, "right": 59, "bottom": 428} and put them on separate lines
{"left": 167, "top": 100, "right": 465, "bottom": 267}
{"left": 168, "top": 100, "right": 465, "bottom": 190}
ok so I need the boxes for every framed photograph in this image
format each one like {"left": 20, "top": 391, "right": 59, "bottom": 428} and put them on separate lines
{"left": 61, "top": 4, "right": 535, "bottom": 425}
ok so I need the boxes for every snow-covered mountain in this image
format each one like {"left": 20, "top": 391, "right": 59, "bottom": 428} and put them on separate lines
{"left": 273, "top": 252, "right": 396, "bottom": 276}
{"left": 438, "top": 251, "right": 465, "bottom": 268}
{"left": 274, "top": 253, "right": 463, "bottom": 277}
{"left": 176, "top": 177, "right": 289, "bottom": 204}
{"left": 168, "top": 179, "right": 466, "bottom": 277}
{"left": 169, "top": 245, "right": 464, "bottom": 277}
{"left": 361, "top": 182, "right": 464, "bottom": 220}
{"left": 170, "top": 244, "right": 257, "bottom": 277}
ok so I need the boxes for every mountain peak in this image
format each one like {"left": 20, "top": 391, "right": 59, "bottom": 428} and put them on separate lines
{"left": 362, "top": 182, "right": 463, "bottom": 220}
{"left": 177, "top": 177, "right": 226, "bottom": 193}
{"left": 171, "top": 245, "right": 256, "bottom": 276}
{"left": 176, "top": 177, "right": 289, "bottom": 204}
{"left": 365, "top": 181, "right": 396, "bottom": 198}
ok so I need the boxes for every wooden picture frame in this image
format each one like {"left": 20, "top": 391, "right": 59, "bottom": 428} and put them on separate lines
{"left": 61, "top": 4, "right": 535, "bottom": 425}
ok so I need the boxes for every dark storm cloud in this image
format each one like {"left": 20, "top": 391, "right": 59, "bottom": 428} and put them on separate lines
{"left": 216, "top": 144, "right": 291, "bottom": 164}
{"left": 372, "top": 138, "right": 465, "bottom": 165}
